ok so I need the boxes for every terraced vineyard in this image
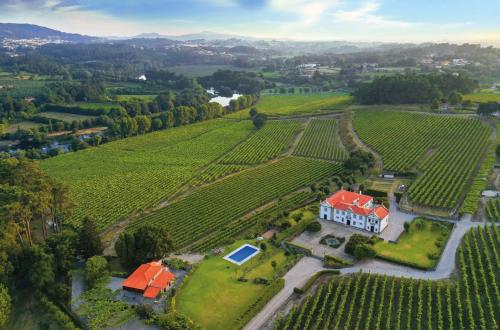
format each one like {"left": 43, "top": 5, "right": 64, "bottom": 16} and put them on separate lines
{"left": 354, "top": 111, "right": 491, "bottom": 210}
{"left": 486, "top": 199, "right": 500, "bottom": 221}
{"left": 221, "top": 121, "right": 301, "bottom": 164}
{"left": 275, "top": 225, "right": 500, "bottom": 330}
{"left": 41, "top": 120, "right": 253, "bottom": 229}
{"left": 127, "top": 157, "right": 342, "bottom": 249}
{"left": 293, "top": 119, "right": 348, "bottom": 161}
{"left": 187, "top": 164, "right": 248, "bottom": 187}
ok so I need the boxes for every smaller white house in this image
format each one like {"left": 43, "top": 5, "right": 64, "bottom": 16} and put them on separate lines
{"left": 320, "top": 189, "right": 389, "bottom": 234}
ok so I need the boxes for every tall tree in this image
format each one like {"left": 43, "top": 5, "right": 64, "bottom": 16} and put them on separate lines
{"left": 79, "top": 216, "right": 103, "bottom": 259}
{"left": 0, "top": 284, "right": 10, "bottom": 328}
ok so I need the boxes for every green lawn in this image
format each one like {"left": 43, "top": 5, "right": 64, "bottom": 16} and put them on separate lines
{"left": 463, "top": 91, "right": 500, "bottom": 103}
{"left": 373, "top": 218, "right": 453, "bottom": 269}
{"left": 176, "top": 240, "right": 293, "bottom": 330}
{"left": 38, "top": 111, "right": 97, "bottom": 123}
{"left": 226, "top": 92, "right": 352, "bottom": 118}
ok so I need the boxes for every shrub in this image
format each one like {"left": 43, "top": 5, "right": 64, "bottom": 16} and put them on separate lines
{"left": 253, "top": 277, "right": 270, "bottom": 285}
{"left": 404, "top": 222, "right": 410, "bottom": 233}
{"left": 292, "top": 212, "right": 303, "bottom": 222}
{"left": 324, "top": 255, "right": 352, "bottom": 268}
{"left": 136, "top": 303, "right": 154, "bottom": 319}
{"left": 84, "top": 256, "right": 108, "bottom": 288}
{"left": 345, "top": 234, "right": 370, "bottom": 255}
{"left": 260, "top": 242, "right": 267, "bottom": 251}
{"left": 306, "top": 221, "right": 322, "bottom": 233}
{"left": 354, "top": 244, "right": 376, "bottom": 259}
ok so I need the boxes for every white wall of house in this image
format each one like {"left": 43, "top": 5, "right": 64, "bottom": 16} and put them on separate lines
{"left": 320, "top": 203, "right": 388, "bottom": 234}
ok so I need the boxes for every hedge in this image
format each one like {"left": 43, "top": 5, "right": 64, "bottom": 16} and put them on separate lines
{"left": 293, "top": 270, "right": 340, "bottom": 294}
{"left": 364, "top": 189, "right": 388, "bottom": 198}
{"left": 283, "top": 242, "right": 312, "bottom": 256}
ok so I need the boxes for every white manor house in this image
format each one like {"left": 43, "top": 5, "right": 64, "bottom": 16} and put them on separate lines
{"left": 320, "top": 189, "right": 389, "bottom": 233}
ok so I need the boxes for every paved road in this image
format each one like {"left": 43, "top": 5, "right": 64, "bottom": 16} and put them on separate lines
{"left": 244, "top": 215, "right": 490, "bottom": 330}
{"left": 243, "top": 257, "right": 324, "bottom": 330}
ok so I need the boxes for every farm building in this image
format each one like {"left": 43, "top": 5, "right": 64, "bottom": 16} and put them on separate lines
{"left": 122, "top": 261, "right": 175, "bottom": 299}
{"left": 320, "top": 189, "right": 389, "bottom": 233}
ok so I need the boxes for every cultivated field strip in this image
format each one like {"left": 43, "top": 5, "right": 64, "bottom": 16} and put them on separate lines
{"left": 486, "top": 199, "right": 500, "bottom": 222}
{"left": 187, "top": 164, "right": 248, "bottom": 187}
{"left": 293, "top": 119, "right": 349, "bottom": 161}
{"left": 353, "top": 111, "right": 490, "bottom": 210}
{"left": 191, "top": 191, "right": 316, "bottom": 252}
{"left": 275, "top": 225, "right": 500, "bottom": 330}
{"left": 41, "top": 120, "right": 253, "bottom": 229}
{"left": 127, "top": 157, "right": 342, "bottom": 248}
{"left": 220, "top": 121, "right": 301, "bottom": 164}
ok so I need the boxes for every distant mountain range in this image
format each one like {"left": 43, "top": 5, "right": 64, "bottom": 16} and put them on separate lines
{"left": 0, "top": 23, "right": 96, "bottom": 42}
{"left": 132, "top": 31, "right": 251, "bottom": 41}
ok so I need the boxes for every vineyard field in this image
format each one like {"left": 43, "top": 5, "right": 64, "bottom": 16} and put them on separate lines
{"left": 41, "top": 119, "right": 253, "bottom": 229}
{"left": 353, "top": 111, "right": 491, "bottom": 210}
{"left": 293, "top": 119, "right": 349, "bottom": 161}
{"left": 127, "top": 157, "right": 342, "bottom": 249}
{"left": 221, "top": 121, "right": 301, "bottom": 164}
{"left": 275, "top": 225, "right": 500, "bottom": 330}
{"left": 486, "top": 199, "right": 500, "bottom": 222}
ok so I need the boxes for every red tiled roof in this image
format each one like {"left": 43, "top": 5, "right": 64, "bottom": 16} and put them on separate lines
{"left": 151, "top": 270, "right": 175, "bottom": 288}
{"left": 143, "top": 286, "right": 162, "bottom": 299}
{"left": 122, "top": 262, "right": 163, "bottom": 291}
{"left": 326, "top": 189, "right": 372, "bottom": 208}
{"left": 374, "top": 206, "right": 389, "bottom": 219}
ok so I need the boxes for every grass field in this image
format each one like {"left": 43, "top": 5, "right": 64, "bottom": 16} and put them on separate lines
{"left": 463, "top": 91, "right": 500, "bottom": 103}
{"left": 127, "top": 157, "right": 342, "bottom": 249}
{"left": 226, "top": 93, "right": 352, "bottom": 118}
{"left": 38, "top": 111, "right": 97, "bottom": 122}
{"left": 176, "top": 240, "right": 292, "bottom": 330}
{"left": 41, "top": 119, "right": 253, "bottom": 229}
{"left": 373, "top": 218, "right": 453, "bottom": 269}
{"left": 5, "top": 121, "right": 43, "bottom": 133}
{"left": 293, "top": 119, "right": 348, "bottom": 161}
{"left": 166, "top": 64, "right": 261, "bottom": 77}
{"left": 276, "top": 225, "right": 500, "bottom": 330}
{"left": 354, "top": 111, "right": 491, "bottom": 210}
{"left": 69, "top": 102, "right": 124, "bottom": 110}
{"left": 220, "top": 121, "right": 301, "bottom": 164}
{"left": 115, "top": 94, "right": 157, "bottom": 101}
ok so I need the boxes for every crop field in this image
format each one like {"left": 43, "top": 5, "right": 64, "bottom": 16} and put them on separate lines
{"left": 37, "top": 111, "right": 96, "bottom": 123}
{"left": 115, "top": 94, "right": 157, "bottom": 101}
{"left": 69, "top": 102, "right": 124, "bottom": 110}
{"left": 5, "top": 121, "right": 43, "bottom": 133}
{"left": 0, "top": 77, "right": 47, "bottom": 97}
{"left": 463, "top": 92, "right": 500, "bottom": 103}
{"left": 275, "top": 225, "right": 500, "bottom": 330}
{"left": 40, "top": 119, "right": 253, "bottom": 229}
{"left": 127, "top": 157, "right": 342, "bottom": 249}
{"left": 354, "top": 111, "right": 491, "bottom": 210}
{"left": 486, "top": 199, "right": 500, "bottom": 222}
{"left": 167, "top": 64, "right": 261, "bottom": 77}
{"left": 221, "top": 121, "right": 301, "bottom": 164}
{"left": 293, "top": 119, "right": 348, "bottom": 161}
{"left": 226, "top": 93, "right": 352, "bottom": 118}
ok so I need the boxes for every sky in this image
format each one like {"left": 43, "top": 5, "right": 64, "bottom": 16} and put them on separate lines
{"left": 2, "top": 0, "right": 500, "bottom": 45}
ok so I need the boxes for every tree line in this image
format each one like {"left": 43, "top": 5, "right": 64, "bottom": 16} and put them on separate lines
{"left": 353, "top": 73, "right": 478, "bottom": 105}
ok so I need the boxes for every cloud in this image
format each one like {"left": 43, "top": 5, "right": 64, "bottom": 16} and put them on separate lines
{"left": 334, "top": 1, "right": 413, "bottom": 28}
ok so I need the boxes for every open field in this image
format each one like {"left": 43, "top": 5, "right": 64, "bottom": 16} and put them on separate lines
{"left": 373, "top": 218, "right": 453, "bottom": 269}
{"left": 166, "top": 64, "right": 261, "bottom": 77}
{"left": 40, "top": 119, "right": 253, "bottom": 229}
{"left": 275, "top": 225, "right": 500, "bottom": 330}
{"left": 463, "top": 92, "right": 500, "bottom": 103}
{"left": 176, "top": 240, "right": 291, "bottom": 330}
{"left": 354, "top": 111, "right": 491, "bottom": 210}
{"left": 127, "top": 157, "right": 342, "bottom": 249}
{"left": 220, "top": 121, "right": 301, "bottom": 164}
{"left": 226, "top": 93, "right": 352, "bottom": 118}
{"left": 115, "top": 94, "right": 157, "bottom": 101}
{"left": 37, "top": 111, "right": 97, "bottom": 122}
{"left": 293, "top": 119, "right": 348, "bottom": 161}
{"left": 5, "top": 121, "right": 43, "bottom": 133}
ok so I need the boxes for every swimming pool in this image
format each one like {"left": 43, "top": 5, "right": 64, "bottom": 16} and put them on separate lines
{"left": 223, "top": 244, "right": 260, "bottom": 265}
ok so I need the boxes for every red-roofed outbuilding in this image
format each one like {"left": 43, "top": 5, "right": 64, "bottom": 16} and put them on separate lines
{"left": 320, "top": 189, "right": 390, "bottom": 233}
{"left": 122, "top": 261, "right": 175, "bottom": 299}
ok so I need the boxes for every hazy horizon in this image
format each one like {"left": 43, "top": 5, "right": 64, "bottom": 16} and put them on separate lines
{"left": 1, "top": 0, "right": 499, "bottom": 46}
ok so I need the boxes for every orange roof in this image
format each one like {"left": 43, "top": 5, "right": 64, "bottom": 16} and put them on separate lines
{"left": 143, "top": 286, "right": 162, "bottom": 299}
{"left": 326, "top": 189, "right": 373, "bottom": 208}
{"left": 374, "top": 206, "right": 389, "bottom": 219}
{"left": 122, "top": 261, "right": 163, "bottom": 291}
{"left": 151, "top": 270, "right": 175, "bottom": 288}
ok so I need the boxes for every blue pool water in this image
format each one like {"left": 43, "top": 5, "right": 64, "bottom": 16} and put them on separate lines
{"left": 225, "top": 244, "right": 259, "bottom": 265}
